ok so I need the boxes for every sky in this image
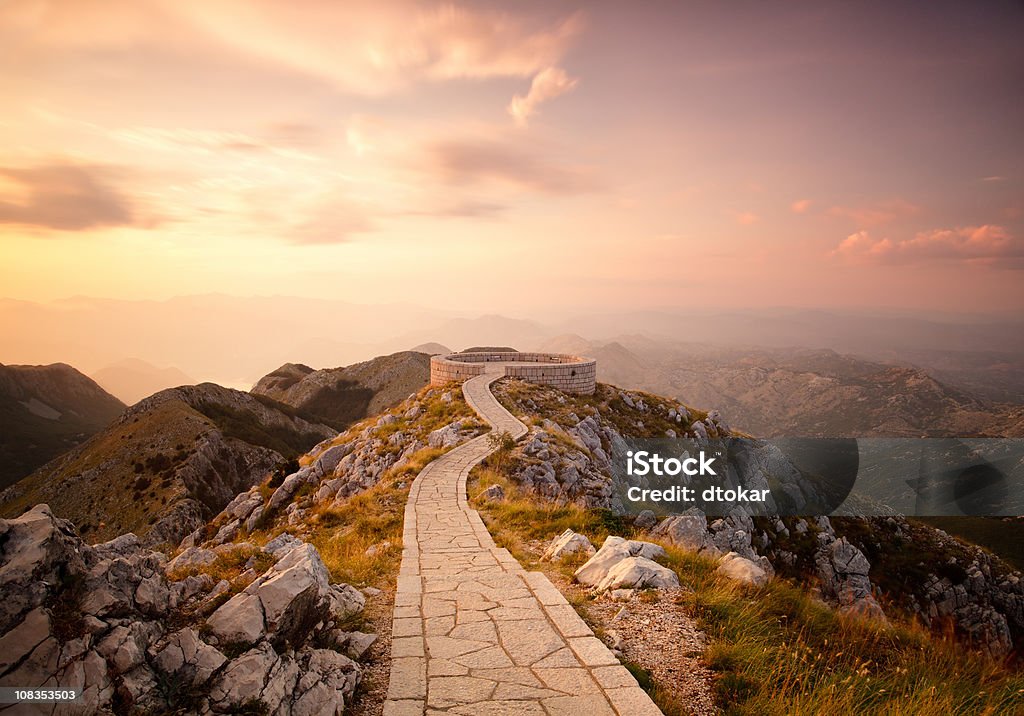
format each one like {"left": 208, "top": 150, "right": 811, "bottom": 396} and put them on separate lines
{"left": 1, "top": 0, "right": 1023, "bottom": 316}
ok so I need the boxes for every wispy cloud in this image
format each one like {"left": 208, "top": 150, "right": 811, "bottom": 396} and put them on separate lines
{"left": 421, "top": 139, "right": 599, "bottom": 195}
{"left": 736, "top": 211, "right": 759, "bottom": 225}
{"left": 0, "top": 163, "right": 150, "bottom": 231}
{"left": 166, "top": 2, "right": 583, "bottom": 95}
{"left": 832, "top": 225, "right": 1023, "bottom": 267}
{"left": 828, "top": 198, "right": 920, "bottom": 226}
{"left": 508, "top": 67, "right": 579, "bottom": 126}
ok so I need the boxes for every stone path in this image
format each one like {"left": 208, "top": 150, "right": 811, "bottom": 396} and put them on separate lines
{"left": 384, "top": 371, "right": 663, "bottom": 715}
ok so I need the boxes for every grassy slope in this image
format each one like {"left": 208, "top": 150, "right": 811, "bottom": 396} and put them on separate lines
{"left": 167, "top": 384, "right": 478, "bottom": 713}
{"left": 1, "top": 400, "right": 204, "bottom": 539}
{"left": 915, "top": 517, "right": 1024, "bottom": 572}
{"left": 470, "top": 466, "right": 1024, "bottom": 715}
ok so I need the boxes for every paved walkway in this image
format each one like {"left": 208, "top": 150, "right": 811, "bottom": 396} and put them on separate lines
{"left": 384, "top": 371, "right": 663, "bottom": 715}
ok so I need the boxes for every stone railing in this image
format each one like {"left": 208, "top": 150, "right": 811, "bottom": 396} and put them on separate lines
{"left": 430, "top": 351, "right": 597, "bottom": 394}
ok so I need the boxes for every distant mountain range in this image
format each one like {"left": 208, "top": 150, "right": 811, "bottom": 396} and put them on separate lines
{"left": 0, "top": 363, "right": 125, "bottom": 488}
{"left": 91, "top": 357, "right": 195, "bottom": 404}
{"left": 537, "top": 336, "right": 1024, "bottom": 439}
{"left": 6, "top": 296, "right": 1019, "bottom": 400}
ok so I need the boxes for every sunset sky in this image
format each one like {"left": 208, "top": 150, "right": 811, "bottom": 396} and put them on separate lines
{"left": 2, "top": 0, "right": 1022, "bottom": 315}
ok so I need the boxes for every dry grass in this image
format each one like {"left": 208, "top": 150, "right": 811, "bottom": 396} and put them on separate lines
{"left": 301, "top": 445, "right": 451, "bottom": 589}
{"left": 470, "top": 465, "right": 1024, "bottom": 715}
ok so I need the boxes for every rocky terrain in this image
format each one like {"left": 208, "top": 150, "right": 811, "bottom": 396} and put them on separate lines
{"left": 0, "top": 384, "right": 335, "bottom": 547}
{"left": 0, "top": 382, "right": 486, "bottom": 715}
{"left": 0, "top": 363, "right": 126, "bottom": 489}
{"left": 539, "top": 336, "right": 1024, "bottom": 439}
{"left": 0, "top": 505, "right": 368, "bottom": 715}
{"left": 193, "top": 386, "right": 485, "bottom": 546}
{"left": 492, "top": 380, "right": 1024, "bottom": 657}
{"left": 1, "top": 356, "right": 1022, "bottom": 713}
{"left": 251, "top": 351, "right": 431, "bottom": 430}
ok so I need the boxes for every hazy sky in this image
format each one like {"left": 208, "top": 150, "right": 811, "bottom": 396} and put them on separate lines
{"left": 2, "top": 0, "right": 1022, "bottom": 315}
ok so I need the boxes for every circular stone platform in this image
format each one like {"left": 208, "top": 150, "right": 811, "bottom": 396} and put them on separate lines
{"left": 430, "top": 351, "right": 597, "bottom": 394}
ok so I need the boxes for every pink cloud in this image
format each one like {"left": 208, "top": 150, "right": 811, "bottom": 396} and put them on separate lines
{"left": 508, "top": 67, "right": 579, "bottom": 126}
{"left": 832, "top": 225, "right": 1023, "bottom": 267}
{"left": 791, "top": 198, "right": 812, "bottom": 214}
{"left": 828, "top": 198, "right": 920, "bottom": 226}
{"left": 736, "top": 211, "right": 759, "bottom": 225}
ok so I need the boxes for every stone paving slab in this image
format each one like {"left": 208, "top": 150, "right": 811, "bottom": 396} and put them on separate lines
{"left": 384, "top": 371, "right": 663, "bottom": 715}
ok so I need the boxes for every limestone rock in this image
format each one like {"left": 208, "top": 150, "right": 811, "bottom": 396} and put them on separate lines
{"left": 0, "top": 504, "right": 86, "bottom": 633}
{"left": 205, "top": 592, "right": 266, "bottom": 646}
{"left": 542, "top": 529, "right": 596, "bottom": 561}
{"left": 152, "top": 627, "right": 227, "bottom": 686}
{"left": 208, "top": 641, "right": 281, "bottom": 710}
{"left": 315, "top": 444, "right": 352, "bottom": 476}
{"left": 480, "top": 484, "right": 505, "bottom": 502}
{"left": 264, "top": 532, "right": 303, "bottom": 558}
{"left": 651, "top": 510, "right": 713, "bottom": 553}
{"left": 167, "top": 546, "right": 217, "bottom": 573}
{"left": 717, "top": 552, "right": 770, "bottom": 586}
{"left": 96, "top": 622, "right": 160, "bottom": 675}
{"left": 338, "top": 630, "right": 377, "bottom": 660}
{"left": 815, "top": 537, "right": 885, "bottom": 621}
{"left": 594, "top": 556, "right": 680, "bottom": 592}
{"left": 574, "top": 536, "right": 667, "bottom": 587}
{"left": 634, "top": 510, "right": 658, "bottom": 530}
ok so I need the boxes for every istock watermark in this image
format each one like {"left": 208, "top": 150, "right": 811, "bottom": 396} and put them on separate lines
{"left": 610, "top": 437, "right": 1024, "bottom": 518}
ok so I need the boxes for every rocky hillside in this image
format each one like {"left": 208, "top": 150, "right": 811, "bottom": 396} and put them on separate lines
{"left": 0, "top": 362, "right": 126, "bottom": 489}
{"left": 489, "top": 380, "right": 1024, "bottom": 657}
{"left": 0, "top": 505, "right": 368, "bottom": 715}
{"left": 0, "top": 384, "right": 484, "bottom": 715}
{"left": 251, "top": 351, "right": 431, "bottom": 430}
{"left": 0, "top": 384, "right": 334, "bottom": 547}
{"left": 539, "top": 337, "right": 1024, "bottom": 438}
{"left": 1, "top": 369, "right": 1022, "bottom": 713}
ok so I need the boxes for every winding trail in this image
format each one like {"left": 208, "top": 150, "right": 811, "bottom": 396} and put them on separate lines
{"left": 383, "top": 369, "right": 663, "bottom": 715}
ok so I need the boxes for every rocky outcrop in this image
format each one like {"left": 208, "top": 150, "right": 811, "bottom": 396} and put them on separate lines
{"left": 814, "top": 531, "right": 885, "bottom": 621}
{"left": 190, "top": 388, "right": 483, "bottom": 545}
{"left": 717, "top": 552, "right": 770, "bottom": 587}
{"left": 542, "top": 529, "right": 595, "bottom": 561}
{"left": 0, "top": 504, "right": 370, "bottom": 714}
{"left": 574, "top": 536, "right": 678, "bottom": 592}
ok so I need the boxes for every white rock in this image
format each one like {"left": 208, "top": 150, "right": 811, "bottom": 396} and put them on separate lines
{"left": 651, "top": 512, "right": 713, "bottom": 553}
{"left": 263, "top": 533, "right": 302, "bottom": 558}
{"left": 542, "top": 529, "right": 596, "bottom": 562}
{"left": 152, "top": 628, "right": 226, "bottom": 685}
{"left": 595, "top": 557, "right": 680, "bottom": 592}
{"left": 205, "top": 592, "right": 266, "bottom": 645}
{"left": 0, "top": 607, "right": 51, "bottom": 675}
{"left": 574, "top": 536, "right": 667, "bottom": 587}
{"left": 208, "top": 641, "right": 280, "bottom": 708}
{"left": 717, "top": 552, "right": 770, "bottom": 586}
{"left": 252, "top": 543, "right": 330, "bottom": 629}
{"left": 315, "top": 444, "right": 351, "bottom": 476}
{"left": 167, "top": 546, "right": 217, "bottom": 573}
